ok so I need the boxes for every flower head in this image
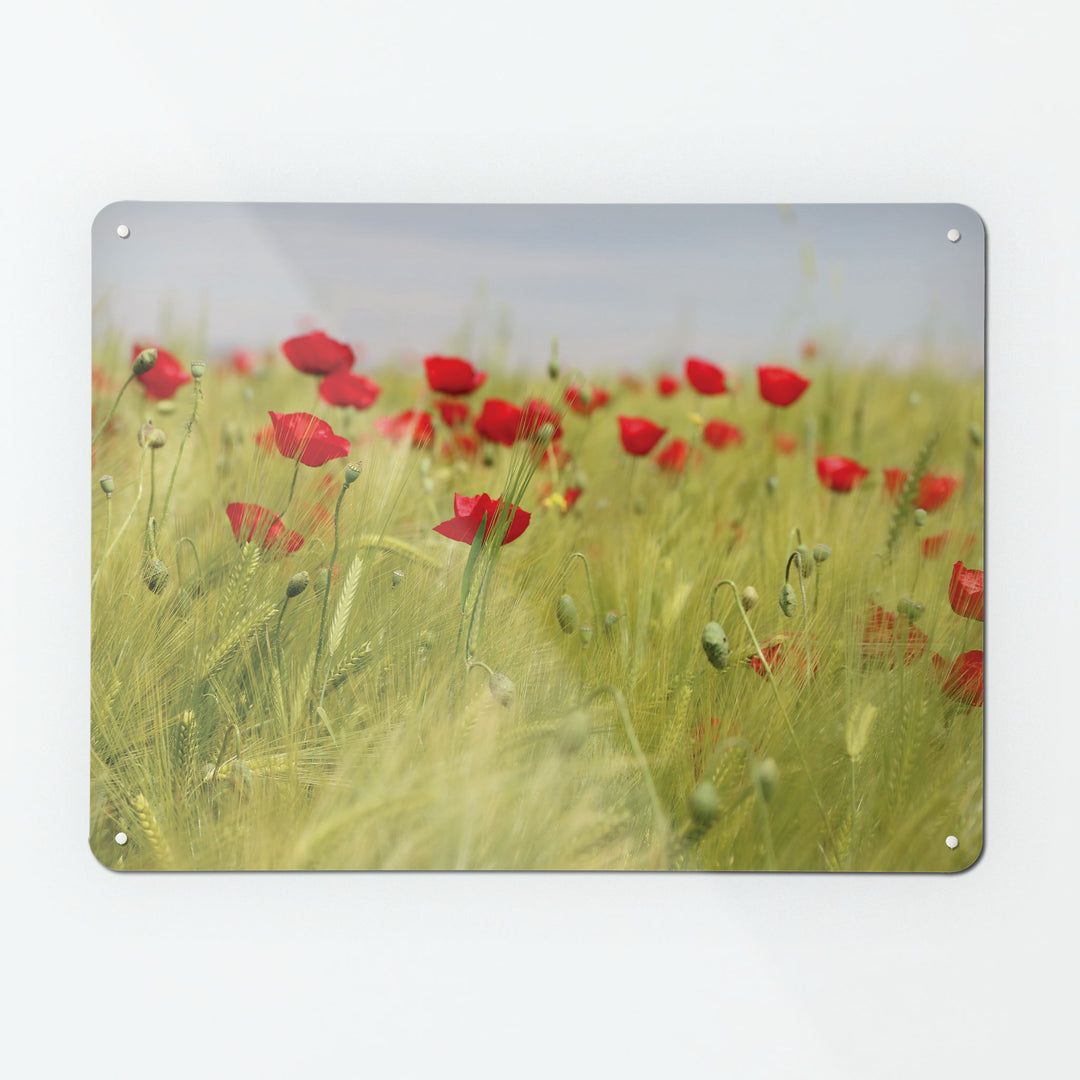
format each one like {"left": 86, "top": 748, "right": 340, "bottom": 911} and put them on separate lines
{"left": 281, "top": 331, "right": 355, "bottom": 375}
{"left": 474, "top": 398, "right": 523, "bottom": 447}
{"left": 519, "top": 399, "right": 563, "bottom": 442}
{"left": 268, "top": 411, "right": 351, "bottom": 467}
{"left": 564, "top": 384, "right": 610, "bottom": 415}
{"left": 132, "top": 344, "right": 192, "bottom": 400}
{"left": 317, "top": 370, "right": 381, "bottom": 410}
{"left": 225, "top": 502, "right": 304, "bottom": 553}
{"left": 424, "top": 355, "right": 486, "bottom": 396}
{"left": 433, "top": 493, "right": 531, "bottom": 546}
{"left": 916, "top": 473, "right": 961, "bottom": 512}
{"left": 949, "top": 560, "right": 984, "bottom": 621}
{"left": 656, "top": 374, "right": 680, "bottom": 397}
{"left": 757, "top": 365, "right": 811, "bottom": 406}
{"left": 617, "top": 415, "right": 668, "bottom": 456}
{"left": 375, "top": 410, "right": 435, "bottom": 448}
{"left": 749, "top": 635, "right": 819, "bottom": 679}
{"left": 435, "top": 399, "right": 470, "bottom": 428}
{"left": 702, "top": 419, "right": 743, "bottom": 449}
{"left": 858, "top": 603, "right": 929, "bottom": 667}
{"left": 684, "top": 357, "right": 728, "bottom": 395}
{"left": 656, "top": 437, "right": 690, "bottom": 473}
{"left": 816, "top": 456, "right": 870, "bottom": 492}
{"left": 932, "top": 650, "right": 983, "bottom": 707}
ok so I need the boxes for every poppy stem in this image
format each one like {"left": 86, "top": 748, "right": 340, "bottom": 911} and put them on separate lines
{"left": 146, "top": 448, "right": 157, "bottom": 535}
{"left": 275, "top": 596, "right": 291, "bottom": 719}
{"left": 91, "top": 445, "right": 148, "bottom": 597}
{"left": 159, "top": 374, "right": 202, "bottom": 527}
{"left": 583, "top": 684, "right": 669, "bottom": 854}
{"left": 563, "top": 552, "right": 602, "bottom": 640}
{"left": 280, "top": 456, "right": 302, "bottom": 518}
{"left": 785, "top": 551, "right": 812, "bottom": 685}
{"left": 174, "top": 536, "right": 202, "bottom": 590}
{"left": 708, "top": 578, "right": 834, "bottom": 850}
{"left": 91, "top": 372, "right": 136, "bottom": 447}
{"left": 309, "top": 480, "right": 351, "bottom": 715}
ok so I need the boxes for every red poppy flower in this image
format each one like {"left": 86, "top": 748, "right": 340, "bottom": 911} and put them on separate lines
{"left": 916, "top": 473, "right": 961, "bottom": 512}
{"left": 440, "top": 432, "right": 480, "bottom": 460}
{"left": 656, "top": 374, "right": 680, "bottom": 397}
{"left": 375, "top": 409, "right": 435, "bottom": 448}
{"left": 757, "top": 365, "right": 811, "bottom": 407}
{"left": 883, "top": 467, "right": 908, "bottom": 497}
{"left": 618, "top": 416, "right": 668, "bottom": 456}
{"left": 858, "top": 603, "right": 929, "bottom": 666}
{"left": 474, "top": 398, "right": 524, "bottom": 447}
{"left": 800, "top": 339, "right": 818, "bottom": 360}
{"left": 656, "top": 438, "right": 690, "bottom": 473}
{"left": 932, "top": 650, "right": 983, "bottom": 707}
{"left": 253, "top": 423, "right": 276, "bottom": 452}
{"left": 268, "top": 411, "right": 351, "bottom": 467}
{"left": 540, "top": 440, "right": 572, "bottom": 470}
{"left": 519, "top": 399, "right": 563, "bottom": 441}
{"left": 281, "top": 331, "right": 355, "bottom": 376}
{"left": 949, "top": 560, "right": 984, "bottom": 622}
{"left": 684, "top": 357, "right": 728, "bottom": 395}
{"left": 433, "top": 493, "right": 531, "bottom": 546}
{"left": 225, "top": 502, "right": 304, "bottom": 553}
{"left": 690, "top": 717, "right": 748, "bottom": 780}
{"left": 702, "top": 420, "right": 743, "bottom": 449}
{"left": 435, "top": 399, "right": 470, "bottom": 428}
{"left": 774, "top": 432, "right": 798, "bottom": 454}
{"left": 563, "top": 487, "right": 582, "bottom": 510}
{"left": 816, "top": 456, "right": 870, "bottom": 492}
{"left": 423, "top": 355, "right": 486, "bottom": 396}
{"left": 230, "top": 349, "right": 255, "bottom": 375}
{"left": 922, "top": 531, "right": 977, "bottom": 559}
{"left": 132, "top": 344, "right": 192, "bottom": 400}
{"left": 564, "top": 384, "right": 611, "bottom": 415}
{"left": 318, "top": 370, "right": 381, "bottom": 410}
{"left": 749, "top": 635, "right": 819, "bottom": 679}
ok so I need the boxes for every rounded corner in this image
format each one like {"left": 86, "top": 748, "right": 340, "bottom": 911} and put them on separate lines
{"left": 88, "top": 833, "right": 126, "bottom": 873}
{"left": 946, "top": 203, "right": 986, "bottom": 244}
{"left": 92, "top": 200, "right": 136, "bottom": 235}
{"left": 948, "top": 834, "right": 984, "bottom": 874}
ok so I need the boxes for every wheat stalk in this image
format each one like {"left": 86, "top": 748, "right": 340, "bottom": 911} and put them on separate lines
{"left": 131, "top": 793, "right": 174, "bottom": 868}
{"left": 202, "top": 602, "right": 274, "bottom": 678}
{"left": 327, "top": 555, "right": 363, "bottom": 659}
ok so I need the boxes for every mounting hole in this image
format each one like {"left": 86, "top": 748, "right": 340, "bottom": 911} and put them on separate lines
{"left": 116, "top": 224, "right": 131, "bottom": 239}
{"left": 115, "top": 831, "right": 128, "bottom": 845}
{"left": 946, "top": 228, "right": 961, "bottom": 243}
{"left": 945, "top": 834, "right": 959, "bottom": 849}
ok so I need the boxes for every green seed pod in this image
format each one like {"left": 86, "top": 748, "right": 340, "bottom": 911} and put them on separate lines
{"left": 754, "top": 758, "right": 779, "bottom": 802}
{"left": 795, "top": 545, "right": 813, "bottom": 578}
{"left": 913, "top": 508, "right": 928, "bottom": 528}
{"left": 557, "top": 594, "right": 578, "bottom": 634}
{"left": 969, "top": 423, "right": 983, "bottom": 448}
{"left": 482, "top": 444, "right": 496, "bottom": 467}
{"left": 99, "top": 475, "right": 115, "bottom": 495}
{"left": 548, "top": 339, "right": 560, "bottom": 381}
{"left": 534, "top": 421, "right": 556, "bottom": 446}
{"left": 779, "top": 582, "right": 797, "bottom": 617}
{"left": 143, "top": 558, "right": 169, "bottom": 594}
{"left": 766, "top": 476, "right": 779, "bottom": 494}
{"left": 689, "top": 781, "right": 720, "bottom": 827}
{"left": 577, "top": 385, "right": 593, "bottom": 406}
{"left": 897, "top": 597, "right": 924, "bottom": 622}
{"left": 147, "top": 427, "right": 167, "bottom": 449}
{"left": 132, "top": 347, "right": 158, "bottom": 375}
{"left": 579, "top": 624, "right": 593, "bottom": 645}
{"left": 344, "top": 461, "right": 362, "bottom": 486}
{"left": 137, "top": 421, "right": 155, "bottom": 447}
{"left": 740, "top": 585, "right": 759, "bottom": 612}
{"left": 190, "top": 362, "right": 205, "bottom": 379}
{"left": 813, "top": 543, "right": 831, "bottom": 564}
{"left": 604, "top": 610, "right": 620, "bottom": 633}
{"left": 489, "top": 672, "right": 515, "bottom": 708}
{"left": 701, "top": 621, "right": 730, "bottom": 670}
{"left": 286, "top": 570, "right": 309, "bottom": 598}
{"left": 558, "top": 709, "right": 590, "bottom": 754}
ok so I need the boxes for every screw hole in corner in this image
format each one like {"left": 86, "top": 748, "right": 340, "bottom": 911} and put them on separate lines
{"left": 115, "top": 832, "right": 128, "bottom": 845}
{"left": 945, "top": 834, "right": 959, "bottom": 849}
{"left": 116, "top": 224, "right": 131, "bottom": 239}
{"left": 946, "top": 228, "right": 961, "bottom": 243}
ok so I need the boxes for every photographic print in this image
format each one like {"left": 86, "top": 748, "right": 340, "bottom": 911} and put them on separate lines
{"left": 90, "top": 203, "right": 984, "bottom": 871}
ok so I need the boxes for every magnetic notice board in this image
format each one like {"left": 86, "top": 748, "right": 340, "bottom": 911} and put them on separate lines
{"left": 90, "top": 203, "right": 984, "bottom": 871}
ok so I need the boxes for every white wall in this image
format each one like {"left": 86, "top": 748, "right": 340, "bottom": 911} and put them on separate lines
{"left": 2, "top": 3, "right": 1073, "bottom": 1076}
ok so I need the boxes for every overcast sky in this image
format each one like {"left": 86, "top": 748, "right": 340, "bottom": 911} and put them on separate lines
{"left": 92, "top": 203, "right": 984, "bottom": 374}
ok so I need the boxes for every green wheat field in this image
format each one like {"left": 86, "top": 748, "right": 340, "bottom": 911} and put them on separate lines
{"left": 90, "top": 333, "right": 984, "bottom": 871}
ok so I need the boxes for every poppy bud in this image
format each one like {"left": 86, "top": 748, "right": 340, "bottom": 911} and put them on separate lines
{"left": 578, "top": 386, "right": 593, "bottom": 407}
{"left": 344, "top": 461, "right": 362, "bottom": 486}
{"left": 689, "top": 780, "right": 720, "bottom": 826}
{"left": 969, "top": 424, "right": 983, "bottom": 447}
{"left": 147, "top": 427, "right": 167, "bottom": 449}
{"left": 534, "top": 422, "right": 556, "bottom": 446}
{"left": 286, "top": 571, "right": 309, "bottom": 598}
{"left": 132, "top": 347, "right": 158, "bottom": 375}
{"left": 779, "top": 583, "right": 797, "bottom": 617}
{"left": 753, "top": 758, "right": 779, "bottom": 802}
{"left": 558, "top": 709, "right": 590, "bottom": 753}
{"left": 489, "top": 671, "right": 515, "bottom": 708}
{"left": 579, "top": 624, "right": 593, "bottom": 645}
{"left": 766, "top": 476, "right": 779, "bottom": 494}
{"left": 604, "top": 611, "right": 620, "bottom": 633}
{"left": 557, "top": 594, "right": 578, "bottom": 634}
{"left": 795, "top": 545, "right": 813, "bottom": 578}
{"left": 897, "top": 597, "right": 924, "bottom": 622}
{"left": 740, "top": 586, "right": 759, "bottom": 612}
{"left": 190, "top": 362, "right": 206, "bottom": 379}
{"left": 913, "top": 508, "right": 928, "bottom": 528}
{"left": 99, "top": 475, "right": 114, "bottom": 495}
{"left": 482, "top": 444, "right": 496, "bottom": 466}
{"left": 143, "top": 558, "right": 169, "bottom": 593}
{"left": 138, "top": 421, "right": 155, "bottom": 447}
{"left": 701, "top": 621, "right": 730, "bottom": 670}
{"left": 548, "top": 339, "right": 560, "bottom": 381}
{"left": 813, "top": 543, "right": 831, "bottom": 563}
